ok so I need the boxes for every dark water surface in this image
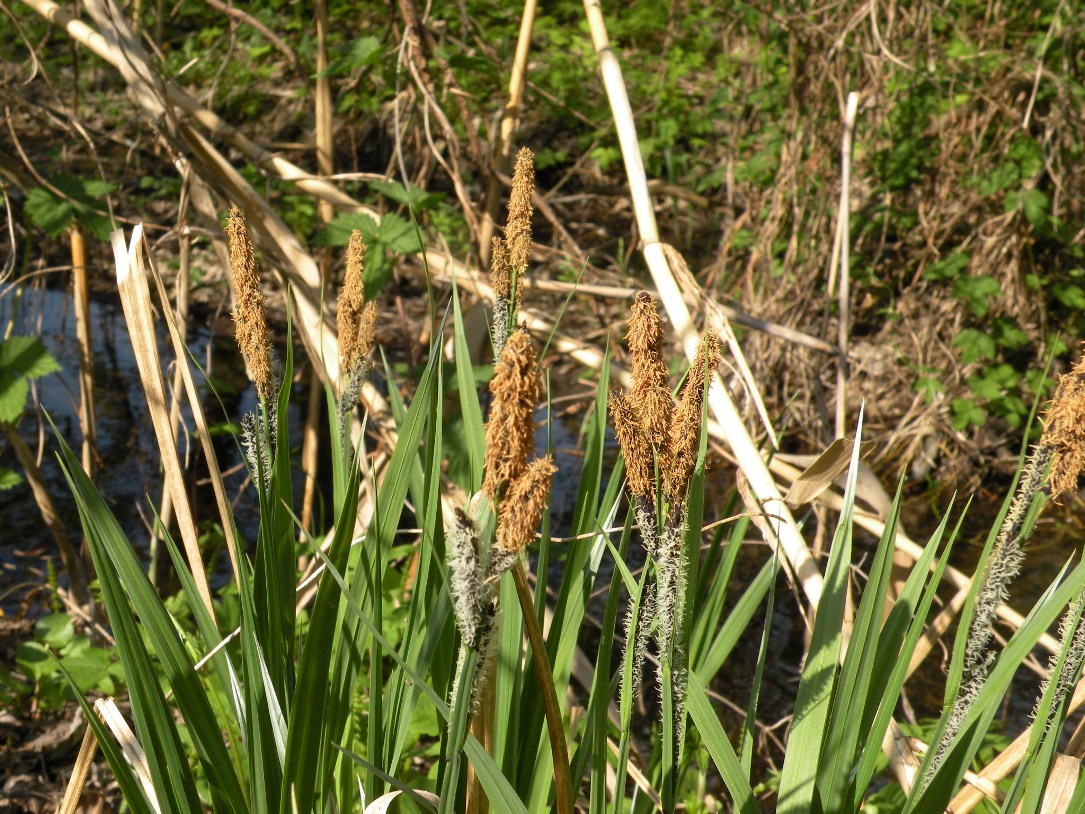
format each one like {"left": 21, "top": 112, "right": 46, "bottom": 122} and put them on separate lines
{"left": 0, "top": 283, "right": 297, "bottom": 611}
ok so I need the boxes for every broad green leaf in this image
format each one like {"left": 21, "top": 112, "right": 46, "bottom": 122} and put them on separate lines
{"left": 0, "top": 336, "right": 62, "bottom": 379}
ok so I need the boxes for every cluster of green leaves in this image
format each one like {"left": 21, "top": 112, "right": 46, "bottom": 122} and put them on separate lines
{"left": 0, "top": 334, "right": 61, "bottom": 491}
{"left": 7, "top": 613, "right": 123, "bottom": 710}
{"left": 919, "top": 251, "right": 1062, "bottom": 431}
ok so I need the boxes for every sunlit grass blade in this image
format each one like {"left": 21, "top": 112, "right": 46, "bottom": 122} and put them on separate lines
{"left": 740, "top": 554, "right": 777, "bottom": 779}
{"left": 776, "top": 406, "right": 866, "bottom": 814}
{"left": 51, "top": 425, "right": 204, "bottom": 814}
{"left": 452, "top": 280, "right": 485, "bottom": 490}
{"left": 686, "top": 671, "right": 759, "bottom": 814}
{"left": 906, "top": 555, "right": 1085, "bottom": 811}
{"left": 281, "top": 450, "right": 361, "bottom": 814}
{"left": 307, "top": 533, "right": 529, "bottom": 814}
{"left": 850, "top": 503, "right": 959, "bottom": 808}
{"left": 999, "top": 596, "right": 1085, "bottom": 813}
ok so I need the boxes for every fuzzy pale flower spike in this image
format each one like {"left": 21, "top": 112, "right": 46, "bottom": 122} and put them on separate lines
{"left": 226, "top": 208, "right": 274, "bottom": 401}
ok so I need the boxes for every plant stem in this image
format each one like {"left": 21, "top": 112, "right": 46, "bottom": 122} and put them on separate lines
{"left": 511, "top": 560, "right": 574, "bottom": 814}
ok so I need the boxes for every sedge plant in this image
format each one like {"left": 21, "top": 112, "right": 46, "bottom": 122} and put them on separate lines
{"left": 47, "top": 193, "right": 1085, "bottom": 813}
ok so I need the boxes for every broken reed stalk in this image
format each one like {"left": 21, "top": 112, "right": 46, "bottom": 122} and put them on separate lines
{"left": 148, "top": 213, "right": 192, "bottom": 589}
{"left": 833, "top": 91, "right": 859, "bottom": 440}
{"left": 478, "top": 0, "right": 538, "bottom": 266}
{"left": 113, "top": 226, "right": 215, "bottom": 618}
{"left": 70, "top": 223, "right": 96, "bottom": 480}
{"left": 511, "top": 559, "right": 575, "bottom": 814}
{"left": 300, "top": 0, "right": 335, "bottom": 536}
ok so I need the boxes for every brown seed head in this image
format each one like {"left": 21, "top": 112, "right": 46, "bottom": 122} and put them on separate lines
{"left": 337, "top": 230, "right": 375, "bottom": 376}
{"left": 491, "top": 237, "right": 512, "bottom": 301}
{"left": 627, "top": 292, "right": 672, "bottom": 445}
{"left": 663, "top": 332, "right": 720, "bottom": 504}
{"left": 1042, "top": 348, "right": 1085, "bottom": 500}
{"left": 610, "top": 390, "right": 654, "bottom": 501}
{"left": 506, "top": 147, "right": 535, "bottom": 272}
{"left": 482, "top": 329, "right": 540, "bottom": 497}
{"left": 497, "top": 456, "right": 556, "bottom": 552}
{"left": 226, "top": 208, "right": 274, "bottom": 400}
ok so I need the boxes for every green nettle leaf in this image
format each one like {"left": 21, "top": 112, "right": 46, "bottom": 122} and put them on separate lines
{"left": 923, "top": 251, "right": 971, "bottom": 281}
{"left": 0, "top": 337, "right": 61, "bottom": 423}
{"left": 1005, "top": 187, "right": 1050, "bottom": 225}
{"left": 320, "top": 35, "right": 382, "bottom": 76}
{"left": 369, "top": 179, "right": 443, "bottom": 211}
{"left": 951, "top": 397, "right": 986, "bottom": 429}
{"left": 952, "top": 275, "right": 1001, "bottom": 317}
{"left": 377, "top": 213, "right": 422, "bottom": 253}
{"left": 0, "top": 468, "right": 22, "bottom": 490}
{"left": 35, "top": 613, "right": 75, "bottom": 649}
{"left": 0, "top": 336, "right": 63, "bottom": 379}
{"left": 24, "top": 176, "right": 115, "bottom": 240}
{"left": 953, "top": 329, "right": 996, "bottom": 364}
{"left": 0, "top": 373, "right": 29, "bottom": 424}
{"left": 25, "top": 188, "right": 76, "bottom": 238}
{"left": 313, "top": 212, "right": 380, "bottom": 246}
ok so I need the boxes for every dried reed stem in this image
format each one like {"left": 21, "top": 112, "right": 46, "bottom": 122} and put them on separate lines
{"left": 226, "top": 208, "right": 274, "bottom": 401}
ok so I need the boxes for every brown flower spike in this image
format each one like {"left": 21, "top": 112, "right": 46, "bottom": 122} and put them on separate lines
{"left": 627, "top": 292, "right": 673, "bottom": 447}
{"left": 663, "top": 332, "right": 720, "bottom": 504}
{"left": 1042, "top": 346, "right": 1085, "bottom": 501}
{"left": 337, "top": 230, "right": 377, "bottom": 377}
{"left": 506, "top": 147, "right": 535, "bottom": 272}
{"left": 482, "top": 330, "right": 540, "bottom": 497}
{"left": 490, "top": 237, "right": 512, "bottom": 301}
{"left": 497, "top": 456, "right": 556, "bottom": 552}
{"left": 610, "top": 390, "right": 654, "bottom": 502}
{"left": 226, "top": 208, "right": 274, "bottom": 400}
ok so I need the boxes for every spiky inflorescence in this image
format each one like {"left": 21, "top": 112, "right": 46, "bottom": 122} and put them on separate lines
{"left": 496, "top": 456, "right": 555, "bottom": 554}
{"left": 337, "top": 230, "right": 377, "bottom": 378}
{"left": 627, "top": 292, "right": 673, "bottom": 447}
{"left": 923, "top": 443, "right": 1051, "bottom": 786}
{"left": 491, "top": 237, "right": 513, "bottom": 357}
{"left": 482, "top": 330, "right": 540, "bottom": 497}
{"left": 447, "top": 508, "right": 488, "bottom": 649}
{"left": 1042, "top": 346, "right": 1085, "bottom": 501}
{"left": 663, "top": 332, "right": 720, "bottom": 505}
{"left": 226, "top": 208, "right": 274, "bottom": 401}
{"left": 1030, "top": 596, "right": 1085, "bottom": 740}
{"left": 610, "top": 390, "right": 654, "bottom": 502}
{"left": 506, "top": 147, "right": 535, "bottom": 273}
